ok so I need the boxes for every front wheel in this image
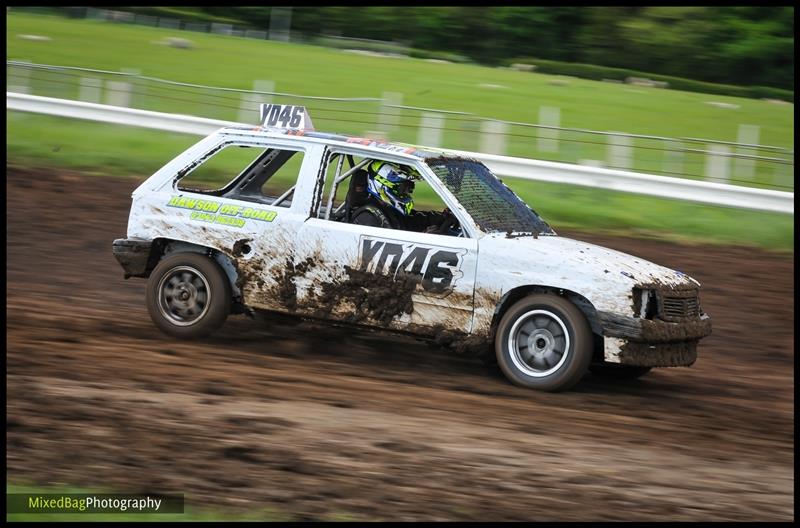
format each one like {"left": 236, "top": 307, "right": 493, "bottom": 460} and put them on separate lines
{"left": 146, "top": 252, "right": 231, "bottom": 338}
{"left": 495, "top": 294, "right": 593, "bottom": 392}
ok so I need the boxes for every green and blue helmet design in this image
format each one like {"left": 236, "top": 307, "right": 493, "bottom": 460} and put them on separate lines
{"left": 366, "top": 161, "right": 416, "bottom": 216}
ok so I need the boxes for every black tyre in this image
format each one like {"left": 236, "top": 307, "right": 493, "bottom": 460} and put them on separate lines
{"left": 146, "top": 252, "right": 231, "bottom": 338}
{"left": 589, "top": 364, "right": 652, "bottom": 380}
{"left": 495, "top": 294, "right": 593, "bottom": 392}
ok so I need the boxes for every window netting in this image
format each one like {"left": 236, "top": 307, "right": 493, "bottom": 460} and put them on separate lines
{"left": 427, "top": 158, "right": 554, "bottom": 235}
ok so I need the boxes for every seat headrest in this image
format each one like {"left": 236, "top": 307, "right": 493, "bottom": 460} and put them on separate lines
{"left": 347, "top": 168, "right": 370, "bottom": 208}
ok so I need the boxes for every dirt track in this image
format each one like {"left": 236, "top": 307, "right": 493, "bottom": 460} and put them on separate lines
{"left": 6, "top": 168, "right": 794, "bottom": 521}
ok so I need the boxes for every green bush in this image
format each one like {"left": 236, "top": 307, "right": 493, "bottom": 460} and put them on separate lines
{"left": 308, "top": 37, "right": 472, "bottom": 63}
{"left": 508, "top": 58, "right": 794, "bottom": 102}
{"left": 408, "top": 48, "right": 471, "bottom": 63}
{"left": 312, "top": 36, "right": 409, "bottom": 56}
{"left": 111, "top": 7, "right": 242, "bottom": 25}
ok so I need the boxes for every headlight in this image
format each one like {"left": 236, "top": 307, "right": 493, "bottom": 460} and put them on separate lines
{"left": 632, "top": 288, "right": 658, "bottom": 319}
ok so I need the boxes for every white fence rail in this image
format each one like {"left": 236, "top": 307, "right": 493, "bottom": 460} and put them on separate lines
{"left": 8, "top": 60, "right": 794, "bottom": 191}
{"left": 7, "top": 92, "right": 793, "bottom": 214}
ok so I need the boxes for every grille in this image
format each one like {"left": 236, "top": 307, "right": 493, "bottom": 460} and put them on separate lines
{"left": 661, "top": 295, "right": 700, "bottom": 321}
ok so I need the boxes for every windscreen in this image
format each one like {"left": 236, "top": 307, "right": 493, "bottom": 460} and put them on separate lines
{"left": 426, "top": 158, "right": 554, "bottom": 235}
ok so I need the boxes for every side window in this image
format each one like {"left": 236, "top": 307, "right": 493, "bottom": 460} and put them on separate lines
{"left": 408, "top": 175, "right": 450, "bottom": 214}
{"left": 177, "top": 142, "right": 305, "bottom": 208}
{"left": 318, "top": 153, "right": 462, "bottom": 237}
{"left": 258, "top": 149, "right": 305, "bottom": 206}
{"left": 177, "top": 144, "right": 266, "bottom": 193}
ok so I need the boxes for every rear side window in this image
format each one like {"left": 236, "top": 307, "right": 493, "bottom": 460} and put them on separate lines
{"left": 178, "top": 144, "right": 266, "bottom": 192}
{"left": 177, "top": 143, "right": 305, "bottom": 208}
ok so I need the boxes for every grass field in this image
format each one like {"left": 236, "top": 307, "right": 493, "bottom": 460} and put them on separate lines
{"left": 7, "top": 12, "right": 794, "bottom": 147}
{"left": 6, "top": 12, "right": 794, "bottom": 252}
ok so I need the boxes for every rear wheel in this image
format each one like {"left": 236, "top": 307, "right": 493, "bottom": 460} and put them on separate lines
{"left": 146, "top": 252, "right": 231, "bottom": 338}
{"left": 495, "top": 294, "right": 593, "bottom": 392}
{"left": 589, "top": 364, "right": 652, "bottom": 380}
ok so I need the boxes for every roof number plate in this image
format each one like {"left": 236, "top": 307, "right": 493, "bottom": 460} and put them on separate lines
{"left": 259, "top": 104, "right": 314, "bottom": 130}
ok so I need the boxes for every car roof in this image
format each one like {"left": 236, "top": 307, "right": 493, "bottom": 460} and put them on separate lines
{"left": 219, "top": 124, "right": 461, "bottom": 162}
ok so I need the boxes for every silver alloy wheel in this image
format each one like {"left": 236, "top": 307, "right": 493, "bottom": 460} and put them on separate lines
{"left": 157, "top": 265, "right": 211, "bottom": 326}
{"left": 507, "top": 309, "right": 570, "bottom": 377}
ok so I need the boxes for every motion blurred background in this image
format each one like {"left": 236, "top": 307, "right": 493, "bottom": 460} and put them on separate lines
{"left": 6, "top": 6, "right": 794, "bottom": 522}
{"left": 6, "top": 5, "right": 794, "bottom": 250}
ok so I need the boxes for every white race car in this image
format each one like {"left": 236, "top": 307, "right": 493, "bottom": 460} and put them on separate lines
{"left": 113, "top": 105, "right": 711, "bottom": 391}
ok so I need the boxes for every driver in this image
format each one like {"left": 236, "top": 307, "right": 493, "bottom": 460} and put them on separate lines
{"left": 351, "top": 160, "right": 456, "bottom": 234}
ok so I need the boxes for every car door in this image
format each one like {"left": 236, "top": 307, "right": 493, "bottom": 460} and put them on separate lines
{"left": 289, "top": 147, "right": 479, "bottom": 335}
{"left": 225, "top": 140, "right": 328, "bottom": 312}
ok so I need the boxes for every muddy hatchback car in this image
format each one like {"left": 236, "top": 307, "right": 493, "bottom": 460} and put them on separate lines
{"left": 113, "top": 105, "right": 712, "bottom": 392}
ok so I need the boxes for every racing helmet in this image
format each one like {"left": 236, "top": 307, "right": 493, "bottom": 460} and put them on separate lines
{"left": 366, "top": 162, "right": 416, "bottom": 216}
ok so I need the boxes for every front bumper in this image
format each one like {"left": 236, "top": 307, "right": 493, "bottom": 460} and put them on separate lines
{"left": 598, "top": 311, "right": 712, "bottom": 367}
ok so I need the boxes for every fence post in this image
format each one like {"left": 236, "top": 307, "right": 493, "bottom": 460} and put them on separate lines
{"left": 79, "top": 77, "right": 102, "bottom": 103}
{"left": 269, "top": 7, "right": 292, "bottom": 42}
{"left": 104, "top": 80, "right": 132, "bottom": 107}
{"left": 705, "top": 144, "right": 731, "bottom": 183}
{"left": 238, "top": 80, "right": 275, "bottom": 123}
{"left": 480, "top": 120, "right": 508, "bottom": 156}
{"left": 608, "top": 132, "right": 632, "bottom": 170}
{"left": 378, "top": 91, "right": 402, "bottom": 138}
{"left": 734, "top": 124, "right": 759, "bottom": 182}
{"left": 7, "top": 60, "right": 31, "bottom": 94}
{"left": 537, "top": 106, "right": 560, "bottom": 153}
{"left": 418, "top": 112, "right": 444, "bottom": 148}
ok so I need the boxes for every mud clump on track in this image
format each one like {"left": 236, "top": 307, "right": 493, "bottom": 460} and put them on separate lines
{"left": 6, "top": 167, "right": 794, "bottom": 521}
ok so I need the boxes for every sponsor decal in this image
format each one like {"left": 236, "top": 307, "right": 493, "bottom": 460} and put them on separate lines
{"left": 346, "top": 137, "right": 417, "bottom": 155}
{"left": 167, "top": 196, "right": 277, "bottom": 228}
{"left": 358, "top": 235, "right": 465, "bottom": 294}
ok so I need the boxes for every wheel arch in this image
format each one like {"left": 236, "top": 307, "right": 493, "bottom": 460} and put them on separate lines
{"left": 146, "top": 238, "right": 242, "bottom": 299}
{"left": 489, "top": 285, "right": 604, "bottom": 341}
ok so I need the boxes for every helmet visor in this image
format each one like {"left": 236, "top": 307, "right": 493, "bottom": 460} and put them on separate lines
{"left": 394, "top": 178, "right": 415, "bottom": 198}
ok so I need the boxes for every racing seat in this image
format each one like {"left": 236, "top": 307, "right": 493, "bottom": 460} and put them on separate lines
{"left": 338, "top": 168, "right": 369, "bottom": 223}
